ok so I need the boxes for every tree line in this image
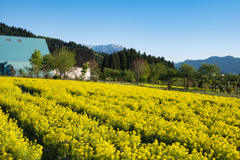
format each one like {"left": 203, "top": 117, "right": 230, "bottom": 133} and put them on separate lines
{"left": 100, "top": 48, "right": 174, "bottom": 71}
{"left": 95, "top": 60, "right": 240, "bottom": 94}
{"left": 177, "top": 63, "right": 240, "bottom": 94}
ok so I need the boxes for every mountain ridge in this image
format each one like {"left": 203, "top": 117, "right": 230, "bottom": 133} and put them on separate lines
{"left": 175, "top": 55, "right": 240, "bottom": 74}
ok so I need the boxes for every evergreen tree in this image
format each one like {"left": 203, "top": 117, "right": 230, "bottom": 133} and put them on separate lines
{"left": 29, "top": 49, "right": 43, "bottom": 78}
{"left": 109, "top": 53, "right": 120, "bottom": 70}
{"left": 114, "top": 53, "right": 120, "bottom": 70}
{"left": 120, "top": 51, "right": 127, "bottom": 71}
{"left": 109, "top": 54, "right": 114, "bottom": 69}
{"left": 142, "top": 52, "right": 147, "bottom": 60}
{"left": 101, "top": 54, "right": 109, "bottom": 71}
{"left": 42, "top": 54, "right": 52, "bottom": 79}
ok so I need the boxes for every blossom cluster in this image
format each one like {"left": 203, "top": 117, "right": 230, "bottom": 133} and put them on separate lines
{"left": 0, "top": 107, "right": 42, "bottom": 159}
{"left": 0, "top": 77, "right": 240, "bottom": 159}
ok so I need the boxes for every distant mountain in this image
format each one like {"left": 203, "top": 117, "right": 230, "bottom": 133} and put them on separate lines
{"left": 87, "top": 44, "right": 124, "bottom": 54}
{"left": 175, "top": 55, "right": 240, "bottom": 74}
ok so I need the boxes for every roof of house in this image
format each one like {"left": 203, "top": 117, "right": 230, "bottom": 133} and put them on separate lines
{"left": 0, "top": 35, "right": 50, "bottom": 61}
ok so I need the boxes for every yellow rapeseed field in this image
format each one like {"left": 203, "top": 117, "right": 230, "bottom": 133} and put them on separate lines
{"left": 0, "top": 77, "right": 240, "bottom": 159}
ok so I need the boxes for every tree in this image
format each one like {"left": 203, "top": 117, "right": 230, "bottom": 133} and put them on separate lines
{"left": 139, "top": 61, "right": 150, "bottom": 83}
{"left": 18, "top": 68, "right": 27, "bottom": 77}
{"left": 51, "top": 47, "right": 76, "bottom": 79}
{"left": 29, "top": 49, "right": 42, "bottom": 77}
{"left": 24, "top": 66, "right": 34, "bottom": 78}
{"left": 10, "top": 66, "right": 16, "bottom": 77}
{"left": 149, "top": 63, "right": 167, "bottom": 84}
{"left": 122, "top": 70, "right": 135, "bottom": 82}
{"left": 119, "top": 51, "right": 127, "bottom": 71}
{"left": 101, "top": 54, "right": 109, "bottom": 71}
{"left": 88, "top": 59, "right": 98, "bottom": 73}
{"left": 225, "top": 73, "right": 240, "bottom": 93}
{"left": 42, "top": 54, "right": 52, "bottom": 79}
{"left": 198, "top": 64, "right": 221, "bottom": 92}
{"left": 101, "top": 68, "right": 121, "bottom": 81}
{"left": 159, "top": 68, "right": 177, "bottom": 90}
{"left": 80, "top": 62, "right": 89, "bottom": 80}
{"left": 89, "top": 59, "right": 99, "bottom": 81}
{"left": 109, "top": 53, "right": 120, "bottom": 70}
{"left": 132, "top": 59, "right": 148, "bottom": 85}
{"left": 149, "top": 63, "right": 158, "bottom": 83}
{"left": 178, "top": 63, "right": 196, "bottom": 91}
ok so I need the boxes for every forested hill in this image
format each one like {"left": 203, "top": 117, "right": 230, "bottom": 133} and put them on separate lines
{"left": 0, "top": 23, "right": 36, "bottom": 38}
{"left": 0, "top": 22, "right": 174, "bottom": 69}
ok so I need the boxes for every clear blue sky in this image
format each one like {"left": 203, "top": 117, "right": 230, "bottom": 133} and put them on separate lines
{"left": 1, "top": 0, "right": 240, "bottom": 62}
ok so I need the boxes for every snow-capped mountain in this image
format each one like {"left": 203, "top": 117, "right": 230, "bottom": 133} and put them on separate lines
{"left": 87, "top": 44, "right": 124, "bottom": 54}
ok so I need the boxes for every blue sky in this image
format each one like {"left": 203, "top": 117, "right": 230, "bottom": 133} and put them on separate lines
{"left": 1, "top": 0, "right": 240, "bottom": 62}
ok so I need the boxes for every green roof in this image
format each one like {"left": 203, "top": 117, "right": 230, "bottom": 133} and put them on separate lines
{"left": 0, "top": 35, "right": 50, "bottom": 61}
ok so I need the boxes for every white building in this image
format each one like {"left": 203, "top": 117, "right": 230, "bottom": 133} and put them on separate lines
{"left": 54, "top": 67, "right": 91, "bottom": 80}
